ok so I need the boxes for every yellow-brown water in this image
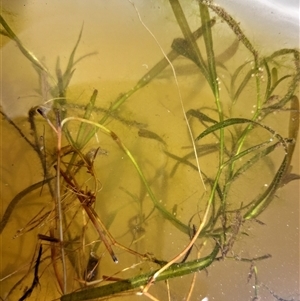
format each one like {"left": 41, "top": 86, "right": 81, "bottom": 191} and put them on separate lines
{"left": 1, "top": 1, "right": 299, "bottom": 300}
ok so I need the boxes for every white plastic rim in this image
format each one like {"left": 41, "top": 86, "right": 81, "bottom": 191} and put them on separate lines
{"left": 215, "top": 0, "right": 299, "bottom": 48}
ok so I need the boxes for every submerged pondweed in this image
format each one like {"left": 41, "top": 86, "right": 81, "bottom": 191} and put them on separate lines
{"left": 1, "top": 1, "right": 299, "bottom": 300}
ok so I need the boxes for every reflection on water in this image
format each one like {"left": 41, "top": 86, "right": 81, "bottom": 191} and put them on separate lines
{"left": 1, "top": 1, "right": 299, "bottom": 300}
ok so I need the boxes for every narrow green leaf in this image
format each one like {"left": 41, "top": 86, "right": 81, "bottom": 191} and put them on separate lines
{"left": 286, "top": 95, "right": 299, "bottom": 167}
{"left": 61, "top": 244, "right": 219, "bottom": 301}
{"left": 75, "top": 89, "right": 98, "bottom": 149}
{"left": 233, "top": 68, "right": 254, "bottom": 103}
{"left": 230, "top": 61, "right": 251, "bottom": 101}
{"left": 243, "top": 153, "right": 287, "bottom": 220}
{"left": 0, "top": 179, "right": 53, "bottom": 234}
{"left": 202, "top": 1, "right": 257, "bottom": 58}
{"left": 244, "top": 96, "right": 299, "bottom": 219}
{"left": 62, "top": 25, "right": 84, "bottom": 84}
{"left": 195, "top": 118, "right": 286, "bottom": 147}
{"left": 187, "top": 109, "right": 218, "bottom": 124}
{"left": 169, "top": 0, "right": 210, "bottom": 83}
{"left": 230, "top": 142, "right": 278, "bottom": 182}
{"left": 0, "top": 14, "right": 48, "bottom": 72}
{"left": 199, "top": 2, "right": 218, "bottom": 95}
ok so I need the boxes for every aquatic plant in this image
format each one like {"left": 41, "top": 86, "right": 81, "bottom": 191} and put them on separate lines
{"left": 1, "top": 1, "right": 299, "bottom": 300}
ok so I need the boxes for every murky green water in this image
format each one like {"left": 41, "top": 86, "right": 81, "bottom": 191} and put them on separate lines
{"left": 1, "top": 1, "right": 299, "bottom": 300}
